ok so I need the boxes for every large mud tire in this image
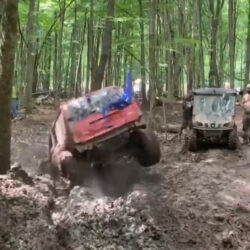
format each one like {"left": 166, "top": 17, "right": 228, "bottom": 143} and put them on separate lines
{"left": 133, "top": 129, "right": 161, "bottom": 167}
{"left": 228, "top": 129, "right": 238, "bottom": 150}
{"left": 62, "top": 158, "right": 83, "bottom": 186}
{"left": 188, "top": 129, "right": 198, "bottom": 152}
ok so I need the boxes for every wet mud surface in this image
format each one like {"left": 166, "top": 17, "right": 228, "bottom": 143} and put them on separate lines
{"left": 1, "top": 105, "right": 250, "bottom": 249}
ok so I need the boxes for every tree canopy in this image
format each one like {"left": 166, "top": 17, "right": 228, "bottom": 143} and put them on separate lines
{"left": 12, "top": 0, "right": 248, "bottom": 104}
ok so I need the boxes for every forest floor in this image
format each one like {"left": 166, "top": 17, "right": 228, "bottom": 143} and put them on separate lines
{"left": 1, "top": 103, "right": 250, "bottom": 249}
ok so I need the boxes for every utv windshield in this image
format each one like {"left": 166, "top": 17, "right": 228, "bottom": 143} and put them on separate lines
{"left": 193, "top": 95, "right": 235, "bottom": 117}
{"left": 68, "top": 88, "right": 123, "bottom": 122}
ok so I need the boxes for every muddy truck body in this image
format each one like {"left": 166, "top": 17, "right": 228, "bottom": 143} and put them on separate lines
{"left": 49, "top": 86, "right": 161, "bottom": 183}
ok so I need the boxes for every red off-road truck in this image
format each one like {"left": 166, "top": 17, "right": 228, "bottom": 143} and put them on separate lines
{"left": 49, "top": 86, "right": 160, "bottom": 183}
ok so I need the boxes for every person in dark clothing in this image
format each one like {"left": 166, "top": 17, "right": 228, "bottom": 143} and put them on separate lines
{"left": 179, "top": 90, "right": 193, "bottom": 137}
{"left": 241, "top": 84, "right": 250, "bottom": 144}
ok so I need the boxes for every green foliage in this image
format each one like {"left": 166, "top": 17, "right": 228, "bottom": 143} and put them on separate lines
{"left": 17, "top": 0, "right": 250, "bottom": 93}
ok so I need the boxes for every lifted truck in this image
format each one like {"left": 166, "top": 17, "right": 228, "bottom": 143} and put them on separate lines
{"left": 49, "top": 86, "right": 161, "bottom": 183}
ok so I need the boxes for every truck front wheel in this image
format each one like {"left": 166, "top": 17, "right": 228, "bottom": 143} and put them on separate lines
{"left": 132, "top": 129, "right": 161, "bottom": 167}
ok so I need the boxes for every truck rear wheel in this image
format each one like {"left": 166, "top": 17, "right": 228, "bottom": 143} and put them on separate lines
{"left": 188, "top": 129, "right": 198, "bottom": 151}
{"left": 132, "top": 129, "right": 161, "bottom": 167}
{"left": 228, "top": 129, "right": 238, "bottom": 150}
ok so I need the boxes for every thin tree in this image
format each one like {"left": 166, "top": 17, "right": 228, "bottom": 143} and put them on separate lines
{"left": 0, "top": 0, "right": 19, "bottom": 173}
{"left": 92, "top": 0, "right": 115, "bottom": 90}
{"left": 148, "top": 0, "right": 156, "bottom": 127}
{"left": 196, "top": 0, "right": 205, "bottom": 87}
{"left": 24, "top": 0, "right": 36, "bottom": 113}
{"left": 228, "top": 0, "right": 237, "bottom": 89}
{"left": 55, "top": 0, "right": 66, "bottom": 101}
{"left": 89, "top": 0, "right": 94, "bottom": 90}
{"left": 245, "top": 0, "right": 250, "bottom": 87}
{"left": 138, "top": 0, "right": 147, "bottom": 106}
{"left": 208, "top": 0, "right": 225, "bottom": 87}
{"left": 0, "top": 0, "right": 3, "bottom": 37}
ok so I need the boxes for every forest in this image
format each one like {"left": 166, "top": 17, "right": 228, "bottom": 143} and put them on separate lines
{"left": 1, "top": 1, "right": 250, "bottom": 249}
{"left": 4, "top": 0, "right": 250, "bottom": 108}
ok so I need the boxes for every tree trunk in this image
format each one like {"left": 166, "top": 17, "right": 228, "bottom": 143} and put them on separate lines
{"left": 148, "top": 0, "right": 157, "bottom": 127}
{"left": 186, "top": 46, "right": 194, "bottom": 90}
{"left": 105, "top": 47, "right": 112, "bottom": 86}
{"left": 69, "top": 5, "right": 78, "bottom": 96}
{"left": 53, "top": 31, "right": 58, "bottom": 95}
{"left": 32, "top": 0, "right": 40, "bottom": 93}
{"left": 64, "top": 32, "right": 73, "bottom": 95}
{"left": 165, "top": 7, "right": 174, "bottom": 101}
{"left": 175, "top": 0, "right": 186, "bottom": 95}
{"left": 114, "top": 22, "right": 121, "bottom": 85}
{"left": 196, "top": 0, "right": 205, "bottom": 87}
{"left": 89, "top": 0, "right": 94, "bottom": 89}
{"left": 0, "top": 0, "right": 4, "bottom": 41}
{"left": 25, "top": 0, "right": 36, "bottom": 113}
{"left": 20, "top": 35, "right": 26, "bottom": 86}
{"left": 92, "top": 0, "right": 115, "bottom": 90}
{"left": 56, "top": 0, "right": 66, "bottom": 101}
{"left": 138, "top": 0, "right": 147, "bottom": 106}
{"left": 208, "top": 0, "right": 224, "bottom": 87}
{"left": 0, "top": 0, "right": 18, "bottom": 173}
{"left": 245, "top": 0, "right": 250, "bottom": 87}
{"left": 86, "top": 20, "right": 91, "bottom": 93}
{"left": 228, "top": 0, "right": 237, "bottom": 89}
{"left": 0, "top": 0, "right": 3, "bottom": 22}
{"left": 74, "top": 12, "right": 87, "bottom": 97}
{"left": 209, "top": 0, "right": 219, "bottom": 87}
{"left": 175, "top": 0, "right": 185, "bottom": 95}
{"left": 218, "top": 9, "right": 227, "bottom": 86}
{"left": 42, "top": 37, "right": 52, "bottom": 91}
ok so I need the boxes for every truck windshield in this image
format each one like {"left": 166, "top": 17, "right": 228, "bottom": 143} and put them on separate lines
{"left": 194, "top": 95, "right": 235, "bottom": 117}
{"left": 68, "top": 88, "right": 123, "bottom": 122}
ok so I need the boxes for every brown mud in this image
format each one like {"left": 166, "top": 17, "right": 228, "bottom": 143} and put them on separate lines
{"left": 1, "top": 104, "right": 250, "bottom": 249}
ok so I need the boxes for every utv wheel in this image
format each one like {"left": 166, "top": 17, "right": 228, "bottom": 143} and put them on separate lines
{"left": 228, "top": 129, "right": 238, "bottom": 150}
{"left": 188, "top": 129, "right": 198, "bottom": 152}
{"left": 133, "top": 129, "right": 161, "bottom": 167}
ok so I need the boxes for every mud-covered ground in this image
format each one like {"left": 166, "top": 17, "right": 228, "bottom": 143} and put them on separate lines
{"left": 1, "top": 104, "right": 250, "bottom": 249}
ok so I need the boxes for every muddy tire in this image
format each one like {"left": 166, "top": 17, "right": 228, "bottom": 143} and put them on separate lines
{"left": 62, "top": 159, "right": 83, "bottom": 186}
{"left": 228, "top": 129, "right": 238, "bottom": 150}
{"left": 132, "top": 129, "right": 161, "bottom": 167}
{"left": 188, "top": 129, "right": 198, "bottom": 152}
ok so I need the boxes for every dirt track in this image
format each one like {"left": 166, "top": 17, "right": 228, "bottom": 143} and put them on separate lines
{"left": 1, "top": 105, "right": 250, "bottom": 249}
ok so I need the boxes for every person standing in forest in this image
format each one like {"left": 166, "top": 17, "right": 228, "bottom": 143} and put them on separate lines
{"left": 179, "top": 89, "right": 193, "bottom": 138}
{"left": 241, "top": 84, "right": 250, "bottom": 144}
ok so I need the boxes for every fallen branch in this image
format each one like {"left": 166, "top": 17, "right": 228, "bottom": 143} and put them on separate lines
{"left": 165, "top": 123, "right": 181, "bottom": 133}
